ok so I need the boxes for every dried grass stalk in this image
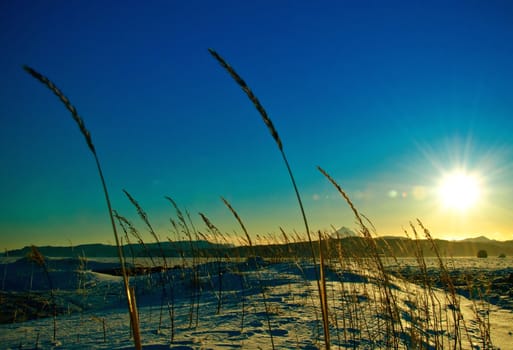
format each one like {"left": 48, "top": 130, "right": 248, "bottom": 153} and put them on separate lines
{"left": 210, "top": 50, "right": 330, "bottom": 348}
{"left": 208, "top": 49, "right": 282, "bottom": 151}
{"left": 23, "top": 66, "right": 142, "bottom": 349}
{"left": 23, "top": 66, "right": 95, "bottom": 153}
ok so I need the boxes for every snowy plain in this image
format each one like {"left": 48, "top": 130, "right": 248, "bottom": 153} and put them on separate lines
{"left": 1, "top": 255, "right": 513, "bottom": 349}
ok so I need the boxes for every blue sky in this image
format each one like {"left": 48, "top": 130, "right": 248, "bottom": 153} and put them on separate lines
{"left": 1, "top": 0, "right": 512, "bottom": 250}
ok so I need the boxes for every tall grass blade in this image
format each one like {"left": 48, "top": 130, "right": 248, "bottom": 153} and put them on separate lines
{"left": 22, "top": 66, "right": 95, "bottom": 153}
{"left": 23, "top": 66, "right": 142, "bottom": 349}
{"left": 318, "top": 232, "right": 331, "bottom": 348}
{"left": 209, "top": 49, "right": 330, "bottom": 348}
{"left": 207, "top": 49, "right": 282, "bottom": 150}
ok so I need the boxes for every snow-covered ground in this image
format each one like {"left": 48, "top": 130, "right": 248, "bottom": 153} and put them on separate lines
{"left": 1, "top": 256, "right": 512, "bottom": 349}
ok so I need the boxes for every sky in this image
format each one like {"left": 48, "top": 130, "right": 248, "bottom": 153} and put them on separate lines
{"left": 1, "top": 0, "right": 512, "bottom": 251}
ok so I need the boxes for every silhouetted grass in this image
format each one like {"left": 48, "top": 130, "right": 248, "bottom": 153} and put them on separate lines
{"left": 23, "top": 66, "right": 142, "bottom": 349}
{"left": 209, "top": 48, "right": 331, "bottom": 349}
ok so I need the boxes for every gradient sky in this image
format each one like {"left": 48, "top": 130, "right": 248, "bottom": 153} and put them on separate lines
{"left": 1, "top": 0, "right": 512, "bottom": 251}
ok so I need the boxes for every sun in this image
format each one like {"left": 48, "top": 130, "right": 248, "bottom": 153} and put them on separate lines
{"left": 437, "top": 170, "right": 481, "bottom": 212}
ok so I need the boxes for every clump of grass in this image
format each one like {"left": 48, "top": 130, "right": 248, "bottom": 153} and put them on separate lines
{"left": 318, "top": 166, "right": 402, "bottom": 348}
{"left": 406, "top": 223, "right": 444, "bottom": 348}
{"left": 23, "top": 66, "right": 142, "bottom": 349}
{"left": 199, "top": 212, "right": 227, "bottom": 314}
{"left": 115, "top": 207, "right": 176, "bottom": 340}
{"left": 199, "top": 212, "right": 249, "bottom": 331}
{"left": 221, "top": 196, "right": 276, "bottom": 349}
{"left": 27, "top": 246, "right": 57, "bottom": 343}
{"left": 418, "top": 219, "right": 474, "bottom": 349}
{"left": 166, "top": 196, "right": 202, "bottom": 329}
{"left": 123, "top": 190, "right": 175, "bottom": 337}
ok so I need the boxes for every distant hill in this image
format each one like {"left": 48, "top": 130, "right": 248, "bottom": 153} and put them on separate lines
{"left": 3, "top": 240, "right": 233, "bottom": 258}
{"left": 3, "top": 236, "right": 512, "bottom": 259}
{"left": 233, "top": 236, "right": 513, "bottom": 258}
{"left": 461, "top": 236, "right": 494, "bottom": 243}
{"left": 359, "top": 236, "right": 513, "bottom": 258}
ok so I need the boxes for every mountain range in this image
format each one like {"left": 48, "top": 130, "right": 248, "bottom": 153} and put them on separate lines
{"left": 3, "top": 235, "right": 512, "bottom": 259}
